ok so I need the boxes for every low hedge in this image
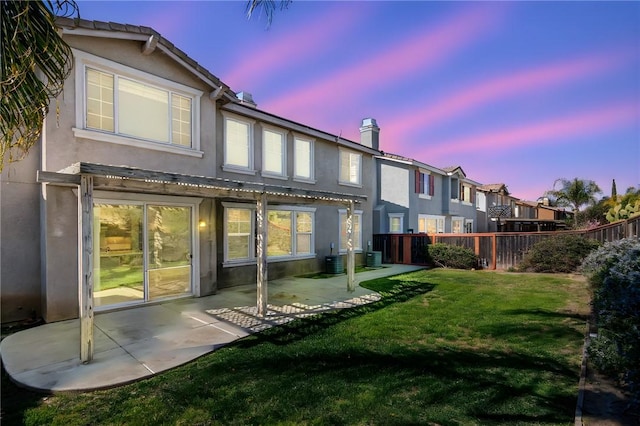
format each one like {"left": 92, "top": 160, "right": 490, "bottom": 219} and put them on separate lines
{"left": 518, "top": 234, "right": 599, "bottom": 273}
{"left": 425, "top": 243, "right": 478, "bottom": 270}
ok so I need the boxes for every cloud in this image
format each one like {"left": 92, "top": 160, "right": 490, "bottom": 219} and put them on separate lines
{"left": 222, "top": 4, "right": 366, "bottom": 90}
{"left": 384, "top": 48, "right": 635, "bottom": 142}
{"left": 417, "top": 101, "right": 638, "bottom": 159}
{"left": 262, "top": 5, "right": 507, "bottom": 118}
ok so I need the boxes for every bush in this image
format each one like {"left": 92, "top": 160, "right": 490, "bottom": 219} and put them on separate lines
{"left": 581, "top": 238, "right": 640, "bottom": 288}
{"left": 581, "top": 238, "right": 640, "bottom": 402}
{"left": 426, "top": 243, "right": 478, "bottom": 270}
{"left": 518, "top": 234, "right": 600, "bottom": 273}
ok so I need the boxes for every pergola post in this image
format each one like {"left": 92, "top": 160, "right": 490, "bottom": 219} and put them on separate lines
{"left": 256, "top": 192, "right": 268, "bottom": 316}
{"left": 346, "top": 200, "right": 355, "bottom": 292}
{"left": 78, "top": 175, "right": 94, "bottom": 363}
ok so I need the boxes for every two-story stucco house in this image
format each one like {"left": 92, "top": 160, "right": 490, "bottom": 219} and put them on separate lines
{"left": 374, "top": 149, "right": 479, "bottom": 235}
{"left": 0, "top": 18, "right": 377, "bottom": 324}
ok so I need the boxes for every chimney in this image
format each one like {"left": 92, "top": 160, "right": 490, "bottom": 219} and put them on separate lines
{"left": 359, "top": 118, "right": 380, "bottom": 150}
{"left": 236, "top": 91, "right": 257, "bottom": 108}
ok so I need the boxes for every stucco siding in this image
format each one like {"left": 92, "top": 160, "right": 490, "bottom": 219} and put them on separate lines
{"left": 41, "top": 186, "right": 79, "bottom": 322}
{"left": 380, "top": 164, "right": 409, "bottom": 208}
{"left": 1, "top": 150, "right": 42, "bottom": 323}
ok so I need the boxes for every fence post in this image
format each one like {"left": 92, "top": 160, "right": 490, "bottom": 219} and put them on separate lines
{"left": 491, "top": 234, "right": 497, "bottom": 270}
{"left": 403, "top": 235, "right": 412, "bottom": 264}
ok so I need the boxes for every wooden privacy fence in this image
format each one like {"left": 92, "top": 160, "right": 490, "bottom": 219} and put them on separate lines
{"left": 373, "top": 216, "right": 640, "bottom": 270}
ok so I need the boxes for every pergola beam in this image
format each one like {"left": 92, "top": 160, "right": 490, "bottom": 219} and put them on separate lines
{"left": 37, "top": 162, "right": 368, "bottom": 360}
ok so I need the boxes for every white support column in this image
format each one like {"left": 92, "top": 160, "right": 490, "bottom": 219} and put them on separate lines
{"left": 256, "top": 192, "right": 268, "bottom": 316}
{"left": 78, "top": 175, "right": 94, "bottom": 363}
{"left": 346, "top": 200, "right": 355, "bottom": 292}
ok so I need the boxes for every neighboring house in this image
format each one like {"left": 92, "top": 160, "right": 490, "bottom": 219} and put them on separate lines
{"left": 374, "top": 153, "right": 478, "bottom": 235}
{"left": 505, "top": 198, "right": 573, "bottom": 232}
{"left": 476, "top": 183, "right": 519, "bottom": 232}
{"left": 477, "top": 185, "right": 571, "bottom": 232}
{"left": 0, "top": 18, "right": 377, "bottom": 324}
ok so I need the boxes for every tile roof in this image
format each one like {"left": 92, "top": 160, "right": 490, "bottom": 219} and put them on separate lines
{"left": 477, "top": 183, "right": 508, "bottom": 193}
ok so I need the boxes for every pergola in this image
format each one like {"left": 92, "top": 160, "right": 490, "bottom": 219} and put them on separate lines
{"left": 38, "top": 162, "right": 367, "bottom": 363}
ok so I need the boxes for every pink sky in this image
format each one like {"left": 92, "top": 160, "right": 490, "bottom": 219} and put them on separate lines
{"left": 78, "top": 1, "right": 640, "bottom": 202}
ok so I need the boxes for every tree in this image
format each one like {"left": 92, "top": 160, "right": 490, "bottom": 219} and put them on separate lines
{"left": 611, "top": 179, "right": 618, "bottom": 202}
{"left": 0, "top": 0, "right": 78, "bottom": 172}
{"left": 246, "top": 0, "right": 292, "bottom": 27}
{"left": 545, "top": 178, "right": 602, "bottom": 214}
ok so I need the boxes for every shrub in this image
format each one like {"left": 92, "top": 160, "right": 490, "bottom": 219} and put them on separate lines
{"left": 518, "top": 234, "right": 599, "bottom": 273}
{"left": 581, "top": 238, "right": 640, "bottom": 405}
{"left": 425, "top": 243, "right": 478, "bottom": 270}
{"left": 580, "top": 238, "right": 640, "bottom": 288}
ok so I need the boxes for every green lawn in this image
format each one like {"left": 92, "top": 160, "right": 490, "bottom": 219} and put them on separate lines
{"left": 6, "top": 269, "right": 589, "bottom": 425}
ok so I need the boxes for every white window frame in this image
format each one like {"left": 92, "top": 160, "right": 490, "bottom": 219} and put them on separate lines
{"left": 450, "top": 177, "right": 460, "bottom": 201}
{"left": 418, "top": 170, "right": 434, "bottom": 200}
{"left": 338, "top": 209, "right": 363, "bottom": 253}
{"left": 267, "top": 206, "right": 316, "bottom": 259}
{"left": 461, "top": 184, "right": 473, "bottom": 206}
{"left": 464, "top": 219, "right": 474, "bottom": 233}
{"left": 93, "top": 191, "right": 202, "bottom": 305}
{"left": 339, "top": 148, "right": 362, "bottom": 187}
{"left": 222, "top": 203, "right": 316, "bottom": 266}
{"left": 418, "top": 214, "right": 445, "bottom": 234}
{"left": 293, "top": 134, "right": 315, "bottom": 183}
{"left": 451, "top": 216, "right": 464, "bottom": 234}
{"left": 222, "top": 111, "right": 256, "bottom": 174}
{"left": 388, "top": 213, "right": 404, "bottom": 234}
{"left": 223, "top": 203, "right": 256, "bottom": 264}
{"left": 261, "top": 125, "right": 288, "bottom": 179}
{"left": 72, "top": 49, "right": 203, "bottom": 158}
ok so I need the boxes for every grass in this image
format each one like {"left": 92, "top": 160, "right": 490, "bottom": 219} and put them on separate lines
{"left": 2, "top": 269, "right": 589, "bottom": 425}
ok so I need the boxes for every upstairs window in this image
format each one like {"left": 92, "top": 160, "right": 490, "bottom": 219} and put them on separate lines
{"left": 461, "top": 183, "right": 475, "bottom": 204}
{"left": 450, "top": 177, "right": 460, "bottom": 200}
{"left": 223, "top": 113, "right": 254, "bottom": 172}
{"left": 294, "top": 136, "right": 314, "bottom": 181}
{"left": 263, "top": 127, "right": 286, "bottom": 177}
{"left": 339, "top": 149, "right": 362, "bottom": 186}
{"left": 85, "top": 67, "right": 194, "bottom": 147}
{"left": 415, "top": 171, "right": 435, "bottom": 196}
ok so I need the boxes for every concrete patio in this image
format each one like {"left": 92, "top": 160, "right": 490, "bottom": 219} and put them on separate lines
{"left": 1, "top": 264, "right": 423, "bottom": 393}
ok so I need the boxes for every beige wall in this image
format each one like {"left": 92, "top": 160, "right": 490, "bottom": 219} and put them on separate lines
{"left": 1, "top": 145, "right": 42, "bottom": 323}
{"left": 41, "top": 186, "right": 79, "bottom": 322}
{"left": 45, "top": 35, "right": 217, "bottom": 176}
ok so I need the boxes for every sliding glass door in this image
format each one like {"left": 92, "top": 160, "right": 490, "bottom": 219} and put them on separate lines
{"left": 147, "top": 205, "right": 192, "bottom": 301}
{"left": 94, "top": 200, "right": 194, "bottom": 309}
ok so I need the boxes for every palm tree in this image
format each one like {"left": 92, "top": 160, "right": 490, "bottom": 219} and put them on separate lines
{"left": 545, "top": 178, "right": 602, "bottom": 214}
{"left": 245, "top": 0, "right": 292, "bottom": 27}
{"left": 1, "top": 0, "right": 78, "bottom": 172}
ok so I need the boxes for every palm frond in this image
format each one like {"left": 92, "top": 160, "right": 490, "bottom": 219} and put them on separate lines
{"left": 0, "top": 0, "right": 77, "bottom": 171}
